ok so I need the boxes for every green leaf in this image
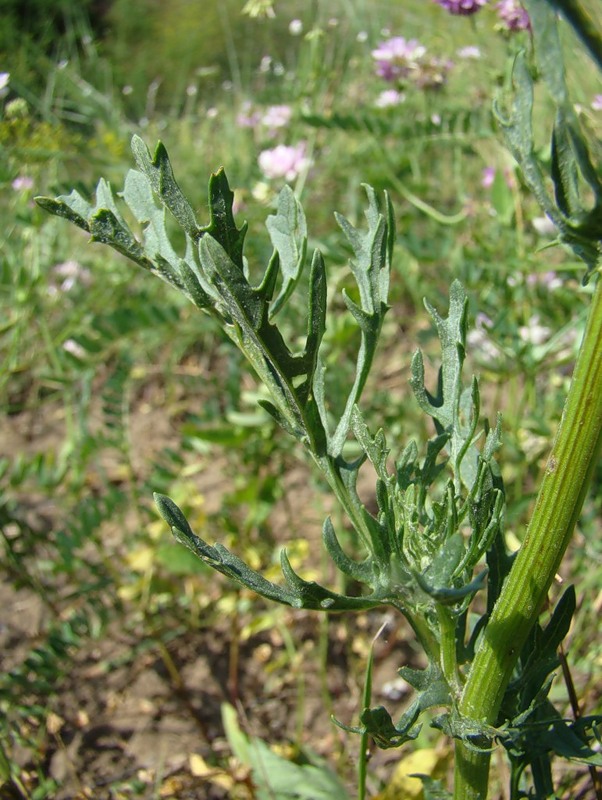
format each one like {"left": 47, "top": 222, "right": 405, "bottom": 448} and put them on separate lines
{"left": 322, "top": 516, "right": 375, "bottom": 584}
{"left": 34, "top": 190, "right": 92, "bottom": 230}
{"left": 329, "top": 187, "right": 392, "bottom": 456}
{"left": 155, "top": 541, "right": 211, "bottom": 575}
{"left": 200, "top": 167, "right": 248, "bottom": 270}
{"left": 356, "top": 664, "right": 451, "bottom": 750}
{"left": 358, "top": 704, "right": 422, "bottom": 749}
{"left": 89, "top": 208, "right": 147, "bottom": 265}
{"left": 542, "top": 0, "right": 602, "bottom": 70}
{"left": 266, "top": 185, "right": 308, "bottom": 317}
{"left": 410, "top": 281, "right": 484, "bottom": 490}
{"left": 0, "top": 740, "right": 11, "bottom": 781}
{"left": 155, "top": 493, "right": 384, "bottom": 612}
{"left": 130, "top": 134, "right": 200, "bottom": 238}
{"left": 414, "top": 776, "right": 453, "bottom": 800}
{"left": 222, "top": 703, "right": 350, "bottom": 800}
{"left": 494, "top": 12, "right": 602, "bottom": 279}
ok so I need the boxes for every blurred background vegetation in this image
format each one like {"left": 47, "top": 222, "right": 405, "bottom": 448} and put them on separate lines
{"left": 1, "top": 1, "right": 601, "bottom": 797}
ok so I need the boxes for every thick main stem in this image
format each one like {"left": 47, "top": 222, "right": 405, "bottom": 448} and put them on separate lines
{"left": 453, "top": 275, "right": 602, "bottom": 800}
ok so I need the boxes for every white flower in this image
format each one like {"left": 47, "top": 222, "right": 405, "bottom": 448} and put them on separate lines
{"left": 49, "top": 260, "right": 92, "bottom": 293}
{"left": 532, "top": 216, "right": 556, "bottom": 236}
{"left": 467, "top": 313, "right": 502, "bottom": 362}
{"left": 518, "top": 316, "right": 550, "bottom": 346}
{"left": 259, "top": 55, "right": 272, "bottom": 73}
{"left": 456, "top": 46, "right": 481, "bottom": 59}
{"left": 288, "top": 19, "right": 303, "bottom": 35}
{"left": 63, "top": 339, "right": 86, "bottom": 359}
{"left": 374, "top": 89, "right": 405, "bottom": 108}
{"left": 261, "top": 104, "right": 292, "bottom": 129}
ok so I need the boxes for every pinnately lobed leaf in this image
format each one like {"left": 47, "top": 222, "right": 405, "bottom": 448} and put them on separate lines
{"left": 37, "top": 134, "right": 510, "bottom": 772}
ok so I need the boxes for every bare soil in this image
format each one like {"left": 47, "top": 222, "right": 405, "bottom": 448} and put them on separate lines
{"left": 0, "top": 371, "right": 422, "bottom": 800}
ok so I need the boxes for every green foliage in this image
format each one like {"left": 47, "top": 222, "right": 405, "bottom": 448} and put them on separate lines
{"left": 4, "top": 1, "right": 602, "bottom": 798}
{"left": 222, "top": 703, "right": 349, "bottom": 800}
{"left": 36, "top": 52, "right": 602, "bottom": 782}
{"left": 37, "top": 139, "right": 504, "bottom": 636}
{"left": 37, "top": 133, "right": 507, "bottom": 767}
{"left": 302, "top": 106, "right": 496, "bottom": 143}
{"left": 497, "top": 0, "right": 602, "bottom": 280}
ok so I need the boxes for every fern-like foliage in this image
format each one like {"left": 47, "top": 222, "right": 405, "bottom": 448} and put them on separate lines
{"left": 302, "top": 106, "right": 496, "bottom": 142}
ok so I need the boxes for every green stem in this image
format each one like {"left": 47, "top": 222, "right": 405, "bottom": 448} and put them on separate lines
{"left": 318, "top": 454, "right": 442, "bottom": 663}
{"left": 454, "top": 274, "right": 602, "bottom": 800}
{"left": 437, "top": 605, "right": 462, "bottom": 697}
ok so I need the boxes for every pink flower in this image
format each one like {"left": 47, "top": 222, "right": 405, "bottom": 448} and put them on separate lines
{"left": 481, "top": 167, "right": 496, "bottom": 188}
{"left": 481, "top": 166, "right": 515, "bottom": 189}
{"left": 371, "top": 37, "right": 426, "bottom": 81}
{"left": 526, "top": 270, "right": 562, "bottom": 290}
{"left": 592, "top": 95, "right": 602, "bottom": 111}
{"left": 467, "top": 313, "right": 501, "bottom": 362}
{"left": 434, "top": 0, "right": 487, "bottom": 14}
{"left": 496, "top": 0, "right": 530, "bottom": 30}
{"left": 258, "top": 143, "right": 310, "bottom": 181}
{"left": 12, "top": 175, "right": 34, "bottom": 192}
{"left": 237, "top": 101, "right": 261, "bottom": 128}
{"left": 261, "top": 105, "right": 292, "bottom": 129}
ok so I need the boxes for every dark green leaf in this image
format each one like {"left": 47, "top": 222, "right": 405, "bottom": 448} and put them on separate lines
{"left": 200, "top": 167, "right": 247, "bottom": 270}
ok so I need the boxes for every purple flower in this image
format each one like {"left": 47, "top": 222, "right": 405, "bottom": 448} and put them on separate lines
{"left": 258, "top": 142, "right": 310, "bottom": 181}
{"left": 434, "top": 0, "right": 487, "bottom": 15}
{"left": 592, "top": 94, "right": 602, "bottom": 111}
{"left": 496, "top": 0, "right": 530, "bottom": 30}
{"left": 371, "top": 37, "right": 426, "bottom": 82}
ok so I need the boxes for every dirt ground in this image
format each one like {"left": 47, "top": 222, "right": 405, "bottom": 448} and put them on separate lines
{"left": 0, "top": 368, "right": 425, "bottom": 799}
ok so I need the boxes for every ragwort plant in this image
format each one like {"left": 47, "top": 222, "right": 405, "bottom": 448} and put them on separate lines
{"left": 37, "top": 0, "right": 602, "bottom": 797}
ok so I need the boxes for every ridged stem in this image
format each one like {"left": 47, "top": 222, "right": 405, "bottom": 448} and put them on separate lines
{"left": 453, "top": 275, "right": 602, "bottom": 799}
